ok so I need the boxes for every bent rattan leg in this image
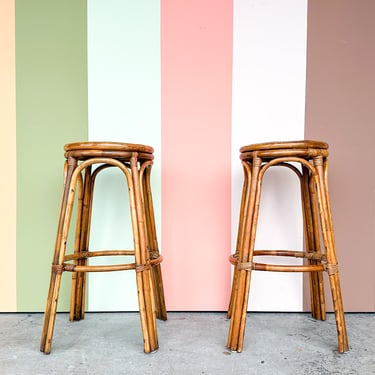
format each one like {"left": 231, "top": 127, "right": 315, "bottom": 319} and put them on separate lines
{"left": 150, "top": 263, "right": 166, "bottom": 321}
{"left": 137, "top": 268, "right": 158, "bottom": 353}
{"left": 70, "top": 166, "right": 92, "bottom": 321}
{"left": 328, "top": 272, "right": 348, "bottom": 352}
{"left": 227, "top": 158, "right": 261, "bottom": 352}
{"left": 142, "top": 165, "right": 167, "bottom": 321}
{"left": 131, "top": 156, "right": 159, "bottom": 353}
{"left": 314, "top": 156, "right": 348, "bottom": 353}
{"left": 41, "top": 159, "right": 76, "bottom": 353}
{"left": 227, "top": 162, "right": 251, "bottom": 319}
{"left": 40, "top": 271, "right": 63, "bottom": 354}
{"left": 301, "top": 166, "right": 325, "bottom": 320}
{"left": 308, "top": 175, "right": 326, "bottom": 320}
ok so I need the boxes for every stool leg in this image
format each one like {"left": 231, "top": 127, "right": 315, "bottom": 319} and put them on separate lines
{"left": 142, "top": 166, "right": 167, "bottom": 321}
{"left": 130, "top": 156, "right": 158, "bottom": 353}
{"left": 227, "top": 158, "right": 262, "bottom": 352}
{"left": 228, "top": 164, "right": 251, "bottom": 319}
{"left": 308, "top": 176, "right": 326, "bottom": 320}
{"left": 40, "top": 271, "right": 63, "bottom": 354}
{"left": 301, "top": 167, "right": 326, "bottom": 320}
{"left": 314, "top": 156, "right": 348, "bottom": 353}
{"left": 41, "top": 159, "right": 77, "bottom": 353}
{"left": 70, "top": 167, "right": 92, "bottom": 321}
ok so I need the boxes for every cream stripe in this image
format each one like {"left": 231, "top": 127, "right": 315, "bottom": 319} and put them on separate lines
{"left": 0, "top": 0, "right": 17, "bottom": 311}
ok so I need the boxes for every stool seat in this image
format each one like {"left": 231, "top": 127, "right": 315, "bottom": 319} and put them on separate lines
{"left": 40, "top": 141, "right": 166, "bottom": 354}
{"left": 64, "top": 142, "right": 154, "bottom": 161}
{"left": 240, "top": 140, "right": 329, "bottom": 160}
{"left": 239, "top": 140, "right": 328, "bottom": 152}
{"left": 227, "top": 140, "right": 348, "bottom": 354}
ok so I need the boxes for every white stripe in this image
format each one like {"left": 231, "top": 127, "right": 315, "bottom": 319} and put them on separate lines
{"left": 232, "top": 0, "right": 308, "bottom": 311}
{"left": 87, "top": 0, "right": 161, "bottom": 311}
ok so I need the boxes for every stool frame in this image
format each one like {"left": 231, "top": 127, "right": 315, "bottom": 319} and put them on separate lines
{"left": 40, "top": 142, "right": 166, "bottom": 354}
{"left": 227, "top": 141, "right": 348, "bottom": 353}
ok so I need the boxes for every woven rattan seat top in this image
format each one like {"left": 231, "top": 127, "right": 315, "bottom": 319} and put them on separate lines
{"left": 65, "top": 141, "right": 154, "bottom": 154}
{"left": 240, "top": 140, "right": 328, "bottom": 153}
{"left": 64, "top": 142, "right": 154, "bottom": 161}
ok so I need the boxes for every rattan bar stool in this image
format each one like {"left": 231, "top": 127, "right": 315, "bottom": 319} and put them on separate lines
{"left": 227, "top": 140, "right": 348, "bottom": 353}
{"left": 40, "top": 142, "right": 167, "bottom": 354}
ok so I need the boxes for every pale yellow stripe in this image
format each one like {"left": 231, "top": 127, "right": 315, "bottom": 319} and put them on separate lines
{"left": 0, "top": 0, "right": 17, "bottom": 311}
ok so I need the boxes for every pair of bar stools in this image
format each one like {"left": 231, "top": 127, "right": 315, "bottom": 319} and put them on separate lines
{"left": 40, "top": 140, "right": 348, "bottom": 354}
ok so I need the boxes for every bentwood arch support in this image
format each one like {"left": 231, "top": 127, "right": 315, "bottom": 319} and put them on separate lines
{"left": 40, "top": 142, "right": 167, "bottom": 354}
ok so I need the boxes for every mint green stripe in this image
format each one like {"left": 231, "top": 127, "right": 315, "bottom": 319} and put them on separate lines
{"left": 16, "top": 0, "right": 87, "bottom": 311}
{"left": 87, "top": 0, "right": 161, "bottom": 311}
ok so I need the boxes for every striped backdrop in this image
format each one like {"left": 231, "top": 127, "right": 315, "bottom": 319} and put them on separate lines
{"left": 3, "top": 0, "right": 368, "bottom": 313}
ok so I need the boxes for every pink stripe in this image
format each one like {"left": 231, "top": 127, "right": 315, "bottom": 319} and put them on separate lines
{"left": 161, "top": 0, "right": 233, "bottom": 310}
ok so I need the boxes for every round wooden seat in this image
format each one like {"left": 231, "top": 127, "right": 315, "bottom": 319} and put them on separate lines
{"left": 64, "top": 142, "right": 154, "bottom": 161}
{"left": 40, "top": 141, "right": 166, "bottom": 355}
{"left": 240, "top": 140, "right": 329, "bottom": 160}
{"left": 239, "top": 140, "right": 328, "bottom": 152}
{"left": 227, "top": 140, "right": 348, "bottom": 354}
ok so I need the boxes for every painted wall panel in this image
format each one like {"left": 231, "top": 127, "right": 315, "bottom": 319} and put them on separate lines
{"left": 87, "top": 0, "right": 161, "bottom": 311}
{"left": 4, "top": 0, "right": 372, "bottom": 313}
{"left": 0, "top": 0, "right": 17, "bottom": 311}
{"left": 161, "top": 0, "right": 233, "bottom": 310}
{"left": 232, "top": 0, "right": 308, "bottom": 311}
{"left": 16, "top": 0, "right": 88, "bottom": 311}
{"left": 305, "top": 0, "right": 375, "bottom": 311}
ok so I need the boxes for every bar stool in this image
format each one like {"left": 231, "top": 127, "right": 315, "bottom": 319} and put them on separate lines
{"left": 227, "top": 140, "right": 348, "bottom": 353}
{"left": 40, "top": 142, "right": 167, "bottom": 354}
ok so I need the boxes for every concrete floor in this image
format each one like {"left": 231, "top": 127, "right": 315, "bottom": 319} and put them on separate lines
{"left": 0, "top": 312, "right": 373, "bottom": 374}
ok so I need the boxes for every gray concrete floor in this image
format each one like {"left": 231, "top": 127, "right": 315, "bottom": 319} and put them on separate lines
{"left": 0, "top": 312, "right": 374, "bottom": 374}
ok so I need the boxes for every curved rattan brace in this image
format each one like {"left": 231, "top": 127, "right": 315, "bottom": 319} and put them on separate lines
{"left": 258, "top": 156, "right": 318, "bottom": 181}
{"left": 230, "top": 251, "right": 326, "bottom": 263}
{"left": 297, "top": 252, "right": 326, "bottom": 261}
{"left": 252, "top": 262, "right": 325, "bottom": 273}
{"left": 253, "top": 250, "right": 326, "bottom": 261}
{"left": 64, "top": 263, "right": 136, "bottom": 272}
{"left": 151, "top": 255, "right": 163, "bottom": 266}
{"left": 275, "top": 162, "right": 302, "bottom": 179}
{"left": 229, "top": 253, "right": 326, "bottom": 272}
{"left": 64, "top": 250, "right": 136, "bottom": 261}
{"left": 60, "top": 253, "right": 163, "bottom": 274}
